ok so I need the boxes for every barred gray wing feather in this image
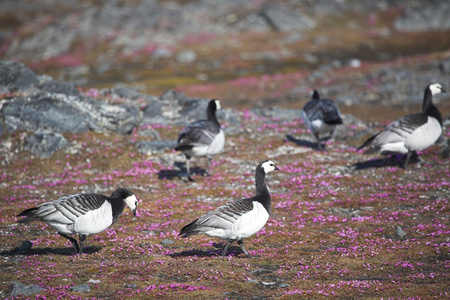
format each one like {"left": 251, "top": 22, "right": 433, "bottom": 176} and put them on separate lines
{"left": 21, "top": 194, "right": 107, "bottom": 224}
{"left": 373, "top": 113, "right": 427, "bottom": 146}
{"left": 191, "top": 199, "right": 254, "bottom": 232}
{"left": 177, "top": 120, "right": 220, "bottom": 146}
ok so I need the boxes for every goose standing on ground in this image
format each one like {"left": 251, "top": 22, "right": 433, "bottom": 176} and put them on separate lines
{"left": 175, "top": 99, "right": 225, "bottom": 181}
{"left": 17, "top": 188, "right": 138, "bottom": 254}
{"left": 179, "top": 160, "right": 279, "bottom": 257}
{"left": 357, "top": 83, "right": 446, "bottom": 168}
{"left": 301, "top": 90, "right": 343, "bottom": 151}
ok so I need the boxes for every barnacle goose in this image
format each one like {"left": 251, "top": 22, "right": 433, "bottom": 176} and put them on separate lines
{"left": 17, "top": 188, "right": 138, "bottom": 254}
{"left": 301, "top": 90, "right": 343, "bottom": 151}
{"left": 357, "top": 83, "right": 446, "bottom": 168}
{"left": 175, "top": 99, "right": 225, "bottom": 181}
{"left": 179, "top": 160, "right": 279, "bottom": 257}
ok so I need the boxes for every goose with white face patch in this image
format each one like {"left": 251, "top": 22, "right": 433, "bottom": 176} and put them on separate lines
{"left": 17, "top": 188, "right": 138, "bottom": 254}
{"left": 357, "top": 83, "right": 446, "bottom": 168}
{"left": 179, "top": 160, "right": 279, "bottom": 257}
{"left": 175, "top": 99, "right": 225, "bottom": 181}
{"left": 301, "top": 90, "right": 343, "bottom": 151}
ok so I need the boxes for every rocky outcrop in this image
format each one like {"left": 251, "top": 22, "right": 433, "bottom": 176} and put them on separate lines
{"left": 0, "top": 60, "right": 237, "bottom": 158}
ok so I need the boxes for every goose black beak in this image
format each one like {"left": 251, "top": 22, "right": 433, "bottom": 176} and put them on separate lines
{"left": 132, "top": 209, "right": 137, "bottom": 216}
{"left": 274, "top": 166, "right": 280, "bottom": 171}
{"left": 441, "top": 88, "right": 446, "bottom": 93}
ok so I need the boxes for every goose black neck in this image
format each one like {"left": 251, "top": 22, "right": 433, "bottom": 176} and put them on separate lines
{"left": 422, "top": 87, "right": 442, "bottom": 125}
{"left": 108, "top": 197, "right": 125, "bottom": 224}
{"left": 207, "top": 102, "right": 220, "bottom": 126}
{"left": 255, "top": 168, "right": 271, "bottom": 212}
{"left": 312, "top": 90, "right": 320, "bottom": 101}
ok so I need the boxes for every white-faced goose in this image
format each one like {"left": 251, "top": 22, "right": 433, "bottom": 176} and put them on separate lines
{"left": 179, "top": 160, "right": 279, "bottom": 257}
{"left": 17, "top": 188, "right": 138, "bottom": 254}
{"left": 301, "top": 90, "right": 343, "bottom": 151}
{"left": 357, "top": 83, "right": 446, "bottom": 168}
{"left": 175, "top": 99, "right": 225, "bottom": 181}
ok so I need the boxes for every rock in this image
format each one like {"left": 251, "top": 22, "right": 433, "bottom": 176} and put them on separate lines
{"left": 0, "top": 61, "right": 38, "bottom": 93}
{"left": 88, "top": 279, "right": 101, "bottom": 284}
{"left": 160, "top": 239, "right": 174, "bottom": 245}
{"left": 124, "top": 284, "right": 138, "bottom": 289}
{"left": 394, "top": 1, "right": 450, "bottom": 32}
{"left": 136, "top": 140, "right": 177, "bottom": 155}
{"left": 251, "top": 107, "right": 302, "bottom": 122}
{"left": 176, "top": 50, "right": 197, "bottom": 64}
{"left": 24, "top": 132, "right": 71, "bottom": 158}
{"left": 260, "top": 4, "right": 316, "bottom": 32}
{"left": 71, "top": 284, "right": 91, "bottom": 293}
{"left": 37, "top": 78, "right": 81, "bottom": 97}
{"left": 9, "top": 281, "right": 44, "bottom": 297}
{"left": 395, "top": 226, "right": 407, "bottom": 238}
{"left": 1, "top": 92, "right": 139, "bottom": 135}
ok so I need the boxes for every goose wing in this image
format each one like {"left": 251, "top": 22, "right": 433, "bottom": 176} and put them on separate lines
{"left": 18, "top": 194, "right": 108, "bottom": 225}
{"left": 176, "top": 120, "right": 220, "bottom": 148}
{"left": 372, "top": 113, "right": 427, "bottom": 147}
{"left": 302, "top": 99, "right": 342, "bottom": 125}
{"left": 179, "top": 198, "right": 254, "bottom": 237}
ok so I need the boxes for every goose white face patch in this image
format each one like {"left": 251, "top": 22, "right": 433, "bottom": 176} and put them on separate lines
{"left": 125, "top": 194, "right": 138, "bottom": 211}
{"left": 429, "top": 83, "right": 443, "bottom": 95}
{"left": 261, "top": 160, "right": 278, "bottom": 174}
{"left": 214, "top": 99, "right": 222, "bottom": 110}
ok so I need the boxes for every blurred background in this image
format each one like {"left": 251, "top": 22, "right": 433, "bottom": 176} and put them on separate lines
{"left": 1, "top": 0, "right": 450, "bottom": 120}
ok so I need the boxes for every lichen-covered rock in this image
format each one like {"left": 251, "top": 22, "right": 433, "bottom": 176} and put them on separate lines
{"left": 0, "top": 61, "right": 38, "bottom": 93}
{"left": 9, "top": 281, "right": 44, "bottom": 297}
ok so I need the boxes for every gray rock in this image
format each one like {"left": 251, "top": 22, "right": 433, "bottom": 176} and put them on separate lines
{"left": 24, "top": 132, "right": 71, "bottom": 158}
{"left": 0, "top": 61, "right": 38, "bottom": 93}
{"left": 1, "top": 92, "right": 139, "bottom": 135}
{"left": 260, "top": 4, "right": 316, "bottom": 32}
{"left": 37, "top": 79, "right": 81, "bottom": 97}
{"left": 395, "top": 226, "right": 407, "bottom": 238}
{"left": 251, "top": 107, "right": 302, "bottom": 122}
{"left": 136, "top": 140, "right": 177, "bottom": 155}
{"left": 176, "top": 50, "right": 197, "bottom": 64}
{"left": 394, "top": 1, "right": 450, "bottom": 32}
{"left": 88, "top": 279, "right": 101, "bottom": 284}
{"left": 1, "top": 94, "right": 91, "bottom": 133}
{"left": 9, "top": 281, "right": 44, "bottom": 297}
{"left": 71, "top": 284, "right": 91, "bottom": 293}
{"left": 160, "top": 239, "right": 174, "bottom": 245}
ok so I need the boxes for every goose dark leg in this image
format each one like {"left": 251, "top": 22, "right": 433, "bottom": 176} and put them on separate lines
{"left": 78, "top": 234, "right": 86, "bottom": 254}
{"left": 203, "top": 156, "right": 212, "bottom": 177}
{"left": 221, "top": 240, "right": 232, "bottom": 256}
{"left": 59, "top": 233, "right": 80, "bottom": 253}
{"left": 404, "top": 152, "right": 413, "bottom": 169}
{"left": 314, "top": 133, "right": 324, "bottom": 151}
{"left": 237, "top": 240, "right": 250, "bottom": 257}
{"left": 186, "top": 156, "right": 195, "bottom": 182}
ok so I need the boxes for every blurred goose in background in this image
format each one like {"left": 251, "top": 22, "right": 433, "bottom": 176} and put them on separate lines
{"left": 301, "top": 90, "right": 343, "bottom": 150}
{"left": 179, "top": 160, "right": 279, "bottom": 257}
{"left": 17, "top": 188, "right": 138, "bottom": 254}
{"left": 357, "top": 83, "right": 446, "bottom": 168}
{"left": 175, "top": 99, "right": 225, "bottom": 181}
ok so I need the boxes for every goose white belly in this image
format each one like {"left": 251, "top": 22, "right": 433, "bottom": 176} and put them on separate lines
{"left": 311, "top": 119, "right": 335, "bottom": 135}
{"left": 187, "top": 129, "right": 225, "bottom": 157}
{"left": 204, "top": 202, "right": 269, "bottom": 240}
{"left": 73, "top": 201, "right": 114, "bottom": 235}
{"left": 405, "top": 117, "right": 442, "bottom": 151}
